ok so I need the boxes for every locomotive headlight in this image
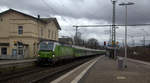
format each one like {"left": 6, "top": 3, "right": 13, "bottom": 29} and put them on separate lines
{"left": 52, "top": 55, "right": 55, "bottom": 57}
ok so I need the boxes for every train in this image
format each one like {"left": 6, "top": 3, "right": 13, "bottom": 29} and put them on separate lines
{"left": 37, "top": 41, "right": 105, "bottom": 65}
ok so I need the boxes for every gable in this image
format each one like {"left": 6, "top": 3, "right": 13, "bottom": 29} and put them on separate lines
{"left": 0, "top": 9, "right": 61, "bottom": 30}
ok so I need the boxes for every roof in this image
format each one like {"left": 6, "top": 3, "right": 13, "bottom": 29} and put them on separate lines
{"left": 0, "top": 9, "right": 61, "bottom": 30}
{"left": 40, "top": 18, "right": 61, "bottom": 30}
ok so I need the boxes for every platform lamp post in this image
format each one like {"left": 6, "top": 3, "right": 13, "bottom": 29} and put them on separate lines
{"left": 119, "top": 2, "right": 135, "bottom": 68}
{"left": 140, "top": 29, "right": 148, "bottom": 47}
{"left": 110, "top": 0, "right": 117, "bottom": 59}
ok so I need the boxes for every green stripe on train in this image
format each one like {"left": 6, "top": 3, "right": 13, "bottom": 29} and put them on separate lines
{"left": 54, "top": 45, "right": 74, "bottom": 57}
{"left": 38, "top": 44, "right": 106, "bottom": 59}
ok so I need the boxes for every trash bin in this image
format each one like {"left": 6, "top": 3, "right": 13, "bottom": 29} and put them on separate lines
{"left": 118, "top": 57, "right": 124, "bottom": 69}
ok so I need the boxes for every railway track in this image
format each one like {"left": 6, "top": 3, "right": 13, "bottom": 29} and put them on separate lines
{"left": 0, "top": 66, "right": 49, "bottom": 82}
{"left": 0, "top": 55, "right": 99, "bottom": 83}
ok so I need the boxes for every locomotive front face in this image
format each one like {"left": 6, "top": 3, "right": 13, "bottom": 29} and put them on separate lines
{"left": 37, "top": 41, "right": 55, "bottom": 65}
{"left": 38, "top": 41, "right": 55, "bottom": 58}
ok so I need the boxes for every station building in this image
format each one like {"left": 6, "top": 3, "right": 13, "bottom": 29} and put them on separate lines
{"left": 0, "top": 9, "right": 61, "bottom": 59}
{"left": 59, "top": 37, "right": 73, "bottom": 45}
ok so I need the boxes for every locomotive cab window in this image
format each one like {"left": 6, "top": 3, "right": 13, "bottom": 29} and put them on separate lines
{"left": 39, "top": 41, "right": 54, "bottom": 51}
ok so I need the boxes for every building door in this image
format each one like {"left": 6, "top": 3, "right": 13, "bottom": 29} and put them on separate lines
{"left": 1, "top": 47, "right": 7, "bottom": 55}
{"left": 17, "top": 42, "right": 24, "bottom": 56}
{"left": 18, "top": 47, "right": 24, "bottom": 56}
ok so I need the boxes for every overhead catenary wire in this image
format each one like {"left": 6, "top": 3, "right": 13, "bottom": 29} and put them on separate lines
{"left": 41, "top": 0, "right": 59, "bottom": 15}
{"left": 40, "top": 0, "right": 150, "bottom": 44}
{"left": 41, "top": 0, "right": 71, "bottom": 24}
{"left": 41, "top": 0, "right": 101, "bottom": 26}
{"left": 73, "top": 23, "right": 150, "bottom": 28}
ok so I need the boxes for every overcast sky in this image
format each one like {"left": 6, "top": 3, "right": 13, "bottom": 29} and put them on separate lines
{"left": 0, "top": 0, "right": 150, "bottom": 46}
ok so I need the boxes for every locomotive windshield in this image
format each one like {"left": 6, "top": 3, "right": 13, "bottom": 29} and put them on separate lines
{"left": 39, "top": 41, "right": 54, "bottom": 51}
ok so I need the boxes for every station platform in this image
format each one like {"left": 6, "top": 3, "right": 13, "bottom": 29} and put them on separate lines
{"left": 51, "top": 55, "right": 150, "bottom": 83}
{"left": 0, "top": 59, "right": 37, "bottom": 74}
{"left": 0, "top": 59, "right": 36, "bottom": 65}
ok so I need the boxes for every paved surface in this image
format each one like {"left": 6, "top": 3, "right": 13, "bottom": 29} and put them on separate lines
{"left": 51, "top": 56, "right": 150, "bottom": 83}
{"left": 51, "top": 56, "right": 102, "bottom": 83}
{"left": 79, "top": 56, "right": 150, "bottom": 83}
{"left": 0, "top": 59, "right": 36, "bottom": 65}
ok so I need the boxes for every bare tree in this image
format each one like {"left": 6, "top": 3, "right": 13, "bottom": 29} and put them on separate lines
{"left": 87, "top": 38, "right": 100, "bottom": 49}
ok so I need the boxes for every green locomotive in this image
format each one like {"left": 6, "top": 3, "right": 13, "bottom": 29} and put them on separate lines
{"left": 37, "top": 41, "right": 105, "bottom": 65}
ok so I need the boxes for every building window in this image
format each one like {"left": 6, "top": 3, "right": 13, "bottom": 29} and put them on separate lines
{"left": 48, "top": 30, "right": 50, "bottom": 38}
{"left": 12, "top": 49, "right": 17, "bottom": 56}
{"left": 0, "top": 18, "right": 3, "bottom": 22}
{"left": 18, "top": 26, "right": 23, "bottom": 35}
{"left": 1, "top": 47, "right": 7, "bottom": 55}
{"left": 41, "top": 28, "right": 43, "bottom": 37}
{"left": 52, "top": 31, "right": 53, "bottom": 39}
{"left": 55, "top": 31, "right": 57, "bottom": 40}
{"left": 18, "top": 47, "right": 23, "bottom": 55}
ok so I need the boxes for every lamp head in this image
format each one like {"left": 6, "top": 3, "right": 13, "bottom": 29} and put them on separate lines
{"left": 111, "top": 0, "right": 117, "bottom": 2}
{"left": 127, "top": 2, "right": 134, "bottom": 5}
{"left": 119, "top": 2, "right": 135, "bottom": 6}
